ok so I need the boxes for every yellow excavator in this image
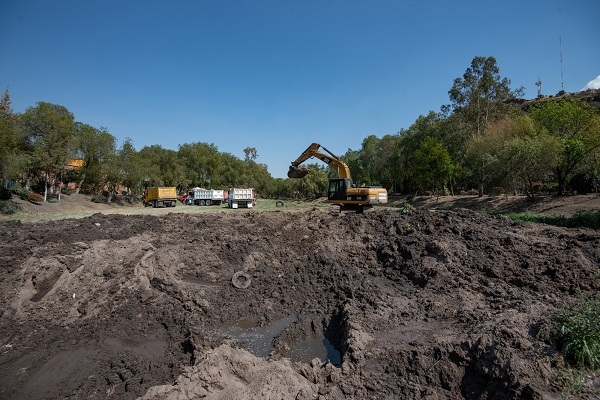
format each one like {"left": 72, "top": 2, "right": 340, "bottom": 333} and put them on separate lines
{"left": 288, "top": 143, "right": 388, "bottom": 210}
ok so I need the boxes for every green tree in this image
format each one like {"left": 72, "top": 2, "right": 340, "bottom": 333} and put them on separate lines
{"left": 102, "top": 138, "right": 147, "bottom": 201}
{"left": 292, "top": 163, "right": 328, "bottom": 198}
{"left": 19, "top": 102, "right": 76, "bottom": 201}
{"left": 371, "top": 134, "right": 398, "bottom": 190}
{"left": 0, "top": 87, "right": 23, "bottom": 185}
{"left": 413, "top": 137, "right": 454, "bottom": 195}
{"left": 73, "top": 123, "right": 116, "bottom": 194}
{"left": 529, "top": 98, "right": 600, "bottom": 194}
{"left": 500, "top": 134, "right": 561, "bottom": 201}
{"left": 464, "top": 115, "right": 535, "bottom": 196}
{"left": 138, "top": 145, "right": 185, "bottom": 189}
{"left": 342, "top": 148, "right": 363, "bottom": 184}
{"left": 358, "top": 135, "right": 381, "bottom": 185}
{"left": 218, "top": 152, "right": 246, "bottom": 188}
{"left": 177, "top": 142, "right": 221, "bottom": 188}
{"left": 250, "top": 163, "right": 274, "bottom": 197}
{"left": 243, "top": 147, "right": 258, "bottom": 162}
{"left": 445, "top": 56, "right": 524, "bottom": 136}
{"left": 395, "top": 112, "right": 443, "bottom": 194}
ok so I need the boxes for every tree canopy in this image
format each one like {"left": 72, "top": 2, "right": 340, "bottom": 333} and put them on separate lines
{"left": 1, "top": 55, "right": 598, "bottom": 204}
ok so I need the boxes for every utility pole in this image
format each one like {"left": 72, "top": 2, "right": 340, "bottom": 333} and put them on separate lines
{"left": 559, "top": 36, "right": 564, "bottom": 92}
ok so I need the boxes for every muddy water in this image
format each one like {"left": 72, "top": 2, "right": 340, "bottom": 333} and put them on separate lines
{"left": 287, "top": 336, "right": 342, "bottom": 366}
{"left": 222, "top": 315, "right": 298, "bottom": 358}
{"left": 222, "top": 315, "right": 342, "bottom": 365}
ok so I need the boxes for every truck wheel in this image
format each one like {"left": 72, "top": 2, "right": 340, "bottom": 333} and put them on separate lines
{"left": 199, "top": 200, "right": 205, "bottom": 206}
{"left": 152, "top": 200, "right": 157, "bottom": 208}
{"left": 206, "top": 199, "right": 212, "bottom": 206}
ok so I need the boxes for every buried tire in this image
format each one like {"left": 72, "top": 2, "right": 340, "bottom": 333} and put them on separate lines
{"left": 231, "top": 271, "right": 251, "bottom": 289}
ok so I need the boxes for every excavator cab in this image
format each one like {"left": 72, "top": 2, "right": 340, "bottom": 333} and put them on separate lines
{"left": 328, "top": 178, "right": 351, "bottom": 201}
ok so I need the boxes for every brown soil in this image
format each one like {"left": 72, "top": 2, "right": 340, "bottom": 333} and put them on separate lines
{"left": 1, "top": 194, "right": 599, "bottom": 399}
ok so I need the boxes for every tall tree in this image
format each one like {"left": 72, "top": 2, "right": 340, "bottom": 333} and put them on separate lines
{"left": 342, "top": 148, "right": 363, "bottom": 186}
{"left": 19, "top": 102, "right": 76, "bottom": 201}
{"left": 499, "top": 133, "right": 561, "bottom": 201}
{"left": 243, "top": 147, "right": 258, "bottom": 162}
{"left": 413, "top": 136, "right": 455, "bottom": 196}
{"left": 177, "top": 142, "right": 221, "bottom": 188}
{"left": 465, "top": 115, "right": 534, "bottom": 196}
{"left": 395, "top": 112, "right": 443, "bottom": 194}
{"left": 73, "top": 123, "right": 116, "bottom": 194}
{"left": 445, "top": 56, "right": 524, "bottom": 136}
{"left": 138, "top": 145, "right": 184, "bottom": 188}
{"left": 102, "top": 138, "right": 147, "bottom": 201}
{"left": 0, "top": 87, "right": 22, "bottom": 184}
{"left": 529, "top": 98, "right": 600, "bottom": 194}
{"left": 293, "top": 163, "right": 328, "bottom": 198}
{"left": 218, "top": 152, "right": 246, "bottom": 188}
{"left": 358, "top": 135, "right": 381, "bottom": 185}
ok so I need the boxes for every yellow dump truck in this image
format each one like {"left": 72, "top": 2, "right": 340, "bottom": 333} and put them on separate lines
{"left": 143, "top": 187, "right": 177, "bottom": 208}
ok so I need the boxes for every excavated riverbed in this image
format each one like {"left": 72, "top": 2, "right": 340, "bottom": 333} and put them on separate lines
{"left": 1, "top": 207, "right": 599, "bottom": 399}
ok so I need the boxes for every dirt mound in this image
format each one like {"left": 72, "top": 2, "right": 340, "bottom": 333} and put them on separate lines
{"left": 1, "top": 208, "right": 599, "bottom": 399}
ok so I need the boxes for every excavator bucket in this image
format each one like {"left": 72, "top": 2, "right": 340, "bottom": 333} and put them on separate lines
{"left": 287, "top": 165, "right": 310, "bottom": 179}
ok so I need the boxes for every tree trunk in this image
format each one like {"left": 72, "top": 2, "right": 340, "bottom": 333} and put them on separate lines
{"left": 43, "top": 173, "right": 48, "bottom": 202}
{"left": 75, "top": 172, "right": 86, "bottom": 195}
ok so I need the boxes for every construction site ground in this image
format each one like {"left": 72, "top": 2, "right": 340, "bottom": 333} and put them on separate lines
{"left": 1, "top": 193, "right": 599, "bottom": 399}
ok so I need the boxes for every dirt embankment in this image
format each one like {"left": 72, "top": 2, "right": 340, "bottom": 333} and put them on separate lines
{"left": 6, "top": 192, "right": 600, "bottom": 221}
{"left": 0, "top": 198, "right": 599, "bottom": 399}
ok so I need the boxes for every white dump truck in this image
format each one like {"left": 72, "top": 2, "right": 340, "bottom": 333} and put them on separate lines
{"left": 227, "top": 188, "right": 256, "bottom": 209}
{"left": 184, "top": 187, "right": 225, "bottom": 206}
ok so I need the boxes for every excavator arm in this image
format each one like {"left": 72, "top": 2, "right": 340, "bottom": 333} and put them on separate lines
{"left": 288, "top": 143, "right": 351, "bottom": 179}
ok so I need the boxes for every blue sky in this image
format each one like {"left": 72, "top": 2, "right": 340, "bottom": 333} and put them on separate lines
{"left": 1, "top": 1, "right": 599, "bottom": 179}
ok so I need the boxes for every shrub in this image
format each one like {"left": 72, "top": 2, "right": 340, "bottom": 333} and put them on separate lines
{"left": 0, "top": 200, "right": 21, "bottom": 214}
{"left": 91, "top": 195, "right": 106, "bottom": 203}
{"left": 0, "top": 186, "right": 11, "bottom": 201}
{"left": 554, "top": 295, "right": 600, "bottom": 370}
{"left": 8, "top": 182, "right": 27, "bottom": 198}
{"left": 61, "top": 186, "right": 72, "bottom": 195}
{"left": 491, "top": 187, "right": 505, "bottom": 196}
{"left": 25, "top": 191, "right": 44, "bottom": 204}
{"left": 398, "top": 203, "right": 414, "bottom": 215}
{"left": 508, "top": 211, "right": 600, "bottom": 230}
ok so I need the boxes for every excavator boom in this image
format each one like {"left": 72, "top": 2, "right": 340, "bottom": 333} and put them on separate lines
{"left": 287, "top": 143, "right": 351, "bottom": 179}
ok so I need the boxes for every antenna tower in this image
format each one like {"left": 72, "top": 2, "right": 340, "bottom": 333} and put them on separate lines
{"left": 559, "top": 36, "right": 564, "bottom": 92}
{"left": 535, "top": 77, "right": 542, "bottom": 97}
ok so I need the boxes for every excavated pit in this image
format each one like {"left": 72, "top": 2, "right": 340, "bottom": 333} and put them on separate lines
{"left": 221, "top": 313, "right": 343, "bottom": 366}
{"left": 1, "top": 208, "right": 599, "bottom": 399}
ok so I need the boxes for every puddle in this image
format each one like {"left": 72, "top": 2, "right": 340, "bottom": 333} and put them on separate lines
{"left": 222, "top": 315, "right": 297, "bottom": 358}
{"left": 221, "top": 315, "right": 342, "bottom": 366}
{"left": 288, "top": 336, "right": 342, "bottom": 367}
